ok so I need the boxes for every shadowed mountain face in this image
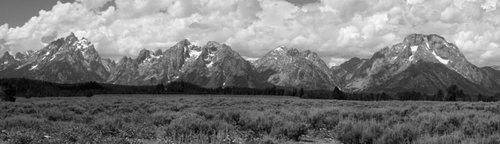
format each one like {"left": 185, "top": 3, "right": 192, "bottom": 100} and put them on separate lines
{"left": 1, "top": 33, "right": 500, "bottom": 94}
{"left": 333, "top": 34, "right": 500, "bottom": 94}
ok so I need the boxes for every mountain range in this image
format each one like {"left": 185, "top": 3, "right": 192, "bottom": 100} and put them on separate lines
{"left": 1, "top": 33, "right": 500, "bottom": 95}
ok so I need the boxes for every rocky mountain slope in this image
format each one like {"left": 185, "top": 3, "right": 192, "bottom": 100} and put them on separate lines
{"left": 1, "top": 33, "right": 499, "bottom": 94}
{"left": 254, "top": 46, "right": 337, "bottom": 90}
{"left": 108, "top": 40, "right": 268, "bottom": 88}
{"left": 0, "top": 33, "right": 109, "bottom": 83}
{"left": 488, "top": 66, "right": 500, "bottom": 71}
{"left": 333, "top": 34, "right": 500, "bottom": 94}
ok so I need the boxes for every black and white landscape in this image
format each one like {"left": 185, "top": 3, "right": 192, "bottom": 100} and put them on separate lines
{"left": 2, "top": 33, "right": 500, "bottom": 95}
{"left": 1, "top": 0, "right": 500, "bottom": 143}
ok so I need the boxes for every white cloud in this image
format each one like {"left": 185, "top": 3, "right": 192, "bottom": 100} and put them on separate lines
{"left": 0, "top": 24, "right": 7, "bottom": 40}
{"left": 0, "top": 24, "right": 9, "bottom": 55}
{"left": 1, "top": 0, "right": 500, "bottom": 66}
{"left": 337, "top": 26, "right": 361, "bottom": 47}
{"left": 481, "top": 0, "right": 497, "bottom": 11}
{"left": 453, "top": 30, "right": 500, "bottom": 66}
{"left": 76, "top": 0, "right": 113, "bottom": 10}
{"left": 407, "top": 0, "right": 425, "bottom": 5}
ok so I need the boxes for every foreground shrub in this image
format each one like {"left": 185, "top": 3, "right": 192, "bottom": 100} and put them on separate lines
{"left": 309, "top": 110, "right": 339, "bottom": 129}
{"left": 376, "top": 123, "right": 419, "bottom": 144}
{"left": 96, "top": 116, "right": 155, "bottom": 139}
{"left": 10, "top": 131, "right": 35, "bottom": 144}
{"left": 270, "top": 121, "right": 309, "bottom": 141}
{"left": 0, "top": 115, "right": 45, "bottom": 129}
{"left": 44, "top": 109, "right": 75, "bottom": 122}
{"left": 334, "top": 120, "right": 383, "bottom": 144}
{"left": 164, "top": 113, "right": 233, "bottom": 136}
{"left": 239, "top": 112, "right": 281, "bottom": 135}
{"left": 161, "top": 113, "right": 238, "bottom": 143}
{"left": 150, "top": 111, "right": 177, "bottom": 126}
{"left": 413, "top": 133, "right": 462, "bottom": 144}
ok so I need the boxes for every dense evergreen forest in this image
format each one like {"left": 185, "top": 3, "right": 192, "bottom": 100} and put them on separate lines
{"left": 1, "top": 78, "right": 499, "bottom": 102}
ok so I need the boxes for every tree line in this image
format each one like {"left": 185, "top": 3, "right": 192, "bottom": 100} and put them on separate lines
{"left": 1, "top": 78, "right": 499, "bottom": 102}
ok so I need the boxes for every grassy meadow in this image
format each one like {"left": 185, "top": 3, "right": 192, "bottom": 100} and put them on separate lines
{"left": 1, "top": 95, "right": 500, "bottom": 144}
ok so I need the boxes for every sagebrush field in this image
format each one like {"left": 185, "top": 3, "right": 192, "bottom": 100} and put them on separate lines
{"left": 1, "top": 95, "right": 500, "bottom": 144}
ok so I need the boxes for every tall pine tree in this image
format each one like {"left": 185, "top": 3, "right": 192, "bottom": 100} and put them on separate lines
{"left": 446, "top": 85, "right": 464, "bottom": 101}
{"left": 332, "top": 87, "right": 345, "bottom": 100}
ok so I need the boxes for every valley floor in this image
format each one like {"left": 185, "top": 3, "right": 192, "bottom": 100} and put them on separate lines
{"left": 1, "top": 95, "right": 500, "bottom": 144}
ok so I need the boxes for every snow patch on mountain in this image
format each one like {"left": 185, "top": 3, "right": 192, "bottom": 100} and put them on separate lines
{"left": 45, "top": 51, "right": 51, "bottom": 56}
{"left": 391, "top": 56, "right": 397, "bottom": 61}
{"left": 206, "top": 61, "right": 214, "bottom": 68}
{"left": 76, "top": 38, "right": 91, "bottom": 50}
{"left": 186, "top": 49, "right": 201, "bottom": 63}
{"left": 271, "top": 46, "right": 287, "bottom": 55}
{"left": 433, "top": 51, "right": 449, "bottom": 65}
{"left": 49, "top": 53, "right": 58, "bottom": 61}
{"left": 30, "top": 64, "right": 38, "bottom": 70}
{"left": 275, "top": 46, "right": 285, "bottom": 52}
{"left": 145, "top": 53, "right": 162, "bottom": 63}
{"left": 408, "top": 45, "right": 419, "bottom": 62}
{"left": 410, "top": 46, "right": 418, "bottom": 52}
{"left": 205, "top": 52, "right": 215, "bottom": 62}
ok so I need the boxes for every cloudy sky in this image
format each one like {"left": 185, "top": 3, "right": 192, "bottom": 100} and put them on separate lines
{"left": 1, "top": 0, "right": 500, "bottom": 67}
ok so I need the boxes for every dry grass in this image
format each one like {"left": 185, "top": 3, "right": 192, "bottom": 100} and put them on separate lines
{"left": 1, "top": 95, "right": 500, "bottom": 144}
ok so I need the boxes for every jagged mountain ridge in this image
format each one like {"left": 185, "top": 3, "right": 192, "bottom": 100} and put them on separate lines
{"left": 0, "top": 34, "right": 274, "bottom": 88}
{"left": 333, "top": 34, "right": 500, "bottom": 94}
{"left": 0, "top": 33, "right": 109, "bottom": 83}
{"left": 108, "top": 40, "right": 269, "bottom": 88}
{"left": 254, "top": 46, "right": 337, "bottom": 90}
{"left": 488, "top": 66, "right": 500, "bottom": 71}
{"left": 1, "top": 33, "right": 500, "bottom": 94}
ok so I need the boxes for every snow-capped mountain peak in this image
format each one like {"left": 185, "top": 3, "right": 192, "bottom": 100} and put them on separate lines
{"left": 76, "top": 37, "right": 92, "bottom": 50}
{"left": 185, "top": 44, "right": 202, "bottom": 63}
{"left": 333, "top": 33, "right": 494, "bottom": 94}
{"left": 272, "top": 46, "right": 287, "bottom": 52}
{"left": 106, "top": 39, "right": 265, "bottom": 88}
{"left": 2, "top": 33, "right": 500, "bottom": 95}
{"left": 0, "top": 33, "right": 110, "bottom": 83}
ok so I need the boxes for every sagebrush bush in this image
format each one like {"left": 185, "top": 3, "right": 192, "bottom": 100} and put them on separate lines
{"left": 44, "top": 109, "right": 75, "bottom": 122}
{"left": 376, "top": 123, "right": 419, "bottom": 144}
{"left": 0, "top": 115, "right": 45, "bottom": 129}
{"left": 150, "top": 111, "right": 177, "bottom": 126}
{"left": 309, "top": 110, "right": 340, "bottom": 129}
{"left": 270, "top": 121, "right": 308, "bottom": 141}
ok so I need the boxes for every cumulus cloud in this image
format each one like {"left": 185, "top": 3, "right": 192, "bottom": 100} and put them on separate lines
{"left": 76, "top": 0, "right": 113, "bottom": 10}
{"left": 1, "top": 0, "right": 500, "bottom": 67}
{"left": 0, "top": 24, "right": 9, "bottom": 54}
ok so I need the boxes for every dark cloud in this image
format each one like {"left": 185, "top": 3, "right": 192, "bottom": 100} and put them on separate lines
{"left": 41, "top": 32, "right": 58, "bottom": 44}
{"left": 284, "top": 0, "right": 320, "bottom": 7}
{"left": 99, "top": 0, "right": 116, "bottom": 11}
